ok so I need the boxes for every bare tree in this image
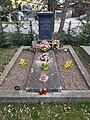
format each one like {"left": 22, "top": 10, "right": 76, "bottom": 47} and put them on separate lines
{"left": 58, "top": 0, "right": 69, "bottom": 33}
{"left": 0, "top": 0, "right": 12, "bottom": 45}
{"left": 48, "top": 0, "right": 55, "bottom": 31}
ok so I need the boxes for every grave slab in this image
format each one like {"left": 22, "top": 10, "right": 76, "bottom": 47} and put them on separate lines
{"left": 26, "top": 50, "right": 61, "bottom": 92}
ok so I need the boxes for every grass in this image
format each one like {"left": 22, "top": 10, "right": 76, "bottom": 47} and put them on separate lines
{"left": 73, "top": 46, "right": 90, "bottom": 74}
{"left": 0, "top": 46, "right": 18, "bottom": 73}
{"left": 1, "top": 20, "right": 29, "bottom": 25}
{"left": 0, "top": 102, "right": 90, "bottom": 120}
{"left": 1, "top": 21, "right": 16, "bottom": 24}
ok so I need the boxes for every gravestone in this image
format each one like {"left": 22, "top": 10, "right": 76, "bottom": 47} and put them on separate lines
{"left": 37, "top": 12, "right": 53, "bottom": 43}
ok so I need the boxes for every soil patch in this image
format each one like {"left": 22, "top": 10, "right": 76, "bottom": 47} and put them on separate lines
{"left": 0, "top": 50, "right": 34, "bottom": 90}
{"left": 55, "top": 51, "right": 89, "bottom": 90}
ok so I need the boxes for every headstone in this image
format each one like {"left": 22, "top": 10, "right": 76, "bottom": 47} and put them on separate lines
{"left": 37, "top": 12, "right": 53, "bottom": 43}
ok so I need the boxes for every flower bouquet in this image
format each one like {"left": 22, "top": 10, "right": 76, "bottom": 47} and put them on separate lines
{"left": 49, "top": 40, "right": 57, "bottom": 49}
{"left": 36, "top": 40, "right": 51, "bottom": 52}
{"left": 41, "top": 61, "right": 49, "bottom": 71}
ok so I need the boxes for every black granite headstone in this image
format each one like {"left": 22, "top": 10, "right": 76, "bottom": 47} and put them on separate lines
{"left": 37, "top": 12, "right": 53, "bottom": 43}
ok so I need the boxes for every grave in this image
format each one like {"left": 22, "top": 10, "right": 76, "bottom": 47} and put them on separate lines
{"left": 0, "top": 46, "right": 90, "bottom": 102}
{"left": 26, "top": 50, "right": 61, "bottom": 92}
{"left": 37, "top": 12, "right": 53, "bottom": 43}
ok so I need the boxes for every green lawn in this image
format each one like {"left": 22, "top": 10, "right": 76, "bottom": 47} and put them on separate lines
{"left": 1, "top": 21, "right": 16, "bottom": 24}
{"left": 1, "top": 20, "right": 29, "bottom": 25}
{"left": 0, "top": 102, "right": 90, "bottom": 120}
{"left": 0, "top": 46, "right": 18, "bottom": 73}
{"left": 73, "top": 46, "right": 90, "bottom": 74}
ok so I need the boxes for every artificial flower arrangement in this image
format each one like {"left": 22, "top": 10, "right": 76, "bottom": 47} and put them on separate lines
{"left": 40, "top": 53, "right": 49, "bottom": 62}
{"left": 64, "top": 60, "right": 72, "bottom": 69}
{"left": 19, "top": 58, "right": 26, "bottom": 66}
{"left": 36, "top": 39, "right": 59, "bottom": 52}
{"left": 36, "top": 40, "right": 51, "bottom": 52}
{"left": 41, "top": 61, "right": 49, "bottom": 71}
{"left": 49, "top": 40, "right": 57, "bottom": 49}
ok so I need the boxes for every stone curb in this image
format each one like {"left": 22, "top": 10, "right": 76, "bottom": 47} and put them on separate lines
{"left": 0, "top": 90, "right": 90, "bottom": 102}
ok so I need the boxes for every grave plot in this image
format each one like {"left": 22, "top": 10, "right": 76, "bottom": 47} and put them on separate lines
{"left": 0, "top": 47, "right": 34, "bottom": 90}
{"left": 55, "top": 50, "right": 89, "bottom": 90}
{"left": 0, "top": 46, "right": 89, "bottom": 92}
{"left": 26, "top": 50, "right": 61, "bottom": 92}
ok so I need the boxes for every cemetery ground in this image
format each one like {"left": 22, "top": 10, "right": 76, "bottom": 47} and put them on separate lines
{"left": 0, "top": 46, "right": 89, "bottom": 90}
{"left": 0, "top": 102, "right": 90, "bottom": 120}
{"left": 73, "top": 46, "right": 90, "bottom": 74}
{"left": 0, "top": 45, "right": 90, "bottom": 119}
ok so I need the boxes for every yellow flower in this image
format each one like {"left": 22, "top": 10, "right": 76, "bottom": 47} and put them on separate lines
{"left": 64, "top": 60, "right": 72, "bottom": 69}
{"left": 19, "top": 58, "right": 26, "bottom": 66}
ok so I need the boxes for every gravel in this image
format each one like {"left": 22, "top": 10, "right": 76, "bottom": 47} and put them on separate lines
{"left": 0, "top": 50, "right": 34, "bottom": 90}
{"left": 55, "top": 50, "right": 89, "bottom": 90}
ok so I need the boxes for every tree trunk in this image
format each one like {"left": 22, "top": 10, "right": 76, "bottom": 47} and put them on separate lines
{"left": 58, "top": 0, "right": 69, "bottom": 33}
{"left": 0, "top": 14, "right": 3, "bottom": 41}
{"left": 48, "top": 0, "right": 51, "bottom": 11}
{"left": 48, "top": 0, "right": 55, "bottom": 32}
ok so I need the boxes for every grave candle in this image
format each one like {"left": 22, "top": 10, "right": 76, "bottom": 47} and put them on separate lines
{"left": 39, "top": 89, "right": 43, "bottom": 95}
{"left": 43, "top": 88, "right": 47, "bottom": 95}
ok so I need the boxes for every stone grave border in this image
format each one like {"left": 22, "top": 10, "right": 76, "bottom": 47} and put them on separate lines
{"left": 0, "top": 45, "right": 90, "bottom": 102}
{"left": 80, "top": 46, "right": 90, "bottom": 63}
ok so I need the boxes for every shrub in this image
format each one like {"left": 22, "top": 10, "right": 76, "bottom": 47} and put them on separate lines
{"left": 10, "top": 32, "right": 34, "bottom": 46}
{"left": 0, "top": 32, "right": 11, "bottom": 48}
{"left": 54, "top": 22, "right": 90, "bottom": 46}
